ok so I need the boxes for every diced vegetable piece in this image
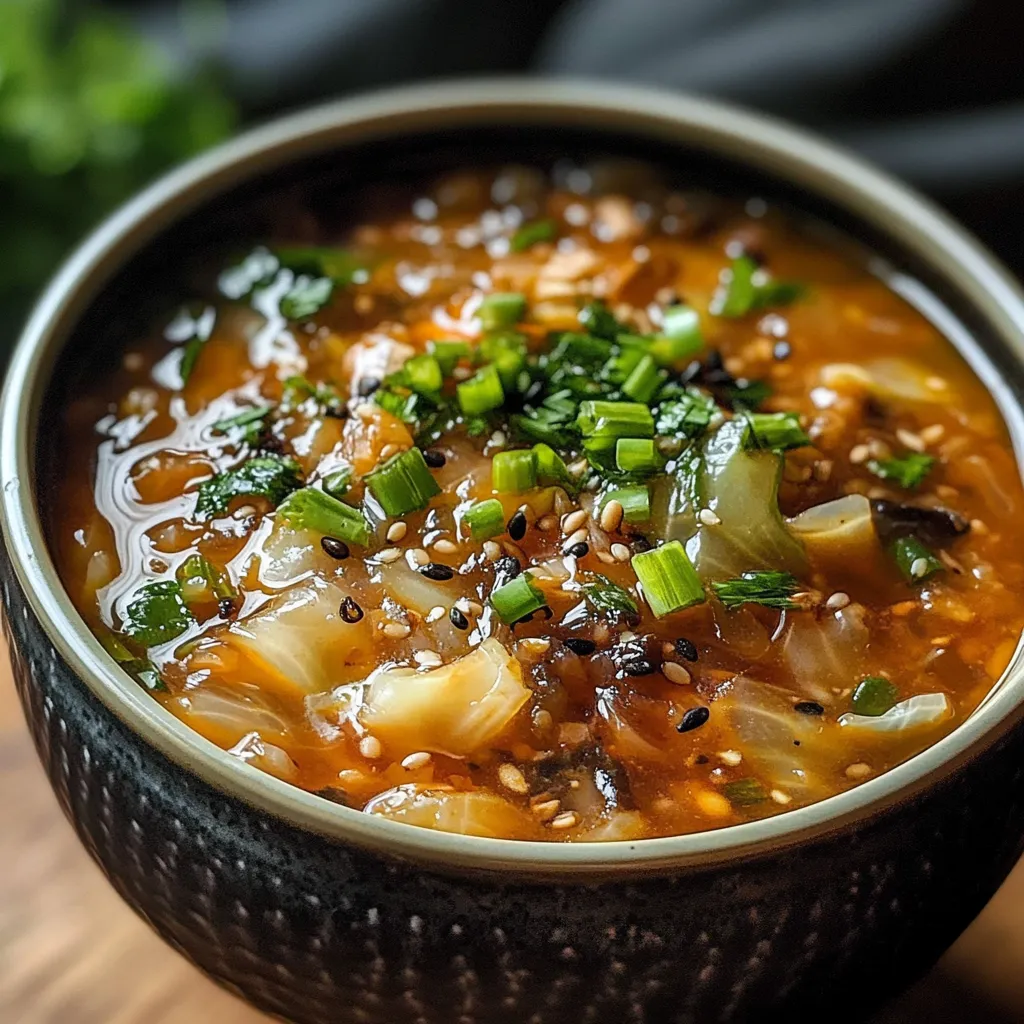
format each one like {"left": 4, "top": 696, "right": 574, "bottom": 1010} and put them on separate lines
{"left": 581, "top": 574, "right": 640, "bottom": 620}
{"left": 655, "top": 388, "right": 717, "bottom": 440}
{"left": 712, "top": 571, "right": 800, "bottom": 610}
{"left": 212, "top": 405, "right": 273, "bottom": 437}
{"left": 321, "top": 465, "right": 353, "bottom": 499}
{"left": 603, "top": 485, "right": 650, "bottom": 524}
{"left": 622, "top": 354, "right": 664, "bottom": 403}
{"left": 868, "top": 452, "right": 935, "bottom": 490}
{"left": 778, "top": 604, "right": 868, "bottom": 704}
{"left": 712, "top": 255, "right": 758, "bottom": 317}
{"left": 742, "top": 411, "right": 810, "bottom": 451}
{"left": 172, "top": 685, "right": 293, "bottom": 747}
{"left": 464, "top": 498, "right": 506, "bottom": 541}
{"left": 360, "top": 638, "right": 532, "bottom": 757}
{"left": 365, "top": 447, "right": 441, "bottom": 517}
{"left": 490, "top": 574, "right": 547, "bottom": 624}
{"left": 405, "top": 353, "right": 443, "bottom": 394}
{"left": 838, "top": 692, "right": 952, "bottom": 732}
{"left": 722, "top": 778, "right": 769, "bottom": 807}
{"left": 194, "top": 454, "right": 303, "bottom": 519}
{"left": 280, "top": 275, "right": 334, "bottom": 319}
{"left": 890, "top": 536, "right": 944, "bottom": 584}
{"left": 274, "top": 246, "right": 371, "bottom": 285}
{"left": 851, "top": 676, "right": 899, "bottom": 717}
{"left": 533, "top": 442, "right": 577, "bottom": 492}
{"left": 632, "top": 541, "right": 705, "bottom": 617}
{"left": 123, "top": 581, "right": 195, "bottom": 648}
{"left": 651, "top": 305, "right": 704, "bottom": 364}
{"left": 578, "top": 301, "right": 627, "bottom": 340}
{"left": 457, "top": 363, "right": 505, "bottom": 415}
{"left": 278, "top": 486, "right": 374, "bottom": 547}
{"left": 478, "top": 332, "right": 527, "bottom": 390}
{"left": 510, "top": 218, "right": 557, "bottom": 252}
{"left": 429, "top": 339, "right": 472, "bottom": 375}
{"left": 176, "top": 553, "right": 237, "bottom": 607}
{"left": 576, "top": 401, "right": 655, "bottom": 452}
{"left": 789, "top": 494, "right": 875, "bottom": 556}
{"left": 365, "top": 784, "right": 537, "bottom": 838}
{"left": 478, "top": 292, "right": 526, "bottom": 330}
{"left": 686, "top": 419, "right": 807, "bottom": 579}
{"left": 615, "top": 437, "right": 663, "bottom": 474}
{"left": 492, "top": 449, "right": 538, "bottom": 493}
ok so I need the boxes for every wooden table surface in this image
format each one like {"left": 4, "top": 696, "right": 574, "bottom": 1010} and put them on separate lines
{"left": 3, "top": 641, "right": 1024, "bottom": 1024}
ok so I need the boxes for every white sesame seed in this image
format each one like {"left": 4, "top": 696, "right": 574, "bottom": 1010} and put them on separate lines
{"left": 401, "top": 751, "right": 432, "bottom": 770}
{"left": 498, "top": 763, "right": 529, "bottom": 794}
{"left": 425, "top": 605, "right": 446, "bottom": 623}
{"left": 377, "top": 547, "right": 403, "bottom": 563}
{"left": 549, "top": 811, "right": 578, "bottom": 830}
{"left": 698, "top": 508, "right": 721, "bottom": 527}
{"left": 490, "top": 430, "right": 507, "bottom": 447}
{"left": 562, "top": 509, "right": 588, "bottom": 535}
{"left": 896, "top": 428, "right": 925, "bottom": 452}
{"left": 482, "top": 540, "right": 502, "bottom": 562}
{"left": 920, "top": 424, "right": 945, "bottom": 445}
{"left": 619, "top": 631, "right": 637, "bottom": 643}
{"left": 379, "top": 443, "right": 402, "bottom": 461}
{"left": 849, "top": 443, "right": 870, "bottom": 465}
{"left": 358, "top": 735, "right": 382, "bottom": 759}
{"left": 662, "top": 662, "right": 691, "bottom": 686}
{"left": 600, "top": 500, "right": 624, "bottom": 532}
{"left": 408, "top": 547, "right": 430, "bottom": 567}
{"left": 769, "top": 789, "right": 792, "bottom": 805}
{"left": 386, "top": 521, "right": 408, "bottom": 543}
{"left": 532, "top": 799, "right": 561, "bottom": 821}
{"left": 532, "top": 708, "right": 554, "bottom": 733}
{"left": 383, "top": 622, "right": 411, "bottom": 639}
{"left": 455, "top": 597, "right": 484, "bottom": 617}
{"left": 567, "top": 459, "right": 588, "bottom": 477}
{"left": 813, "top": 459, "right": 833, "bottom": 482}
{"left": 433, "top": 538, "right": 458, "bottom": 555}
{"left": 537, "top": 514, "right": 558, "bottom": 531}
{"left": 826, "top": 591, "right": 851, "bottom": 611}
{"left": 845, "top": 762, "right": 873, "bottom": 780}
{"left": 596, "top": 551, "right": 616, "bottom": 564}
{"left": 519, "top": 637, "right": 551, "bottom": 655}
{"left": 565, "top": 526, "right": 589, "bottom": 548}
{"left": 970, "top": 518, "right": 988, "bottom": 535}
{"left": 413, "top": 649, "right": 443, "bottom": 667}
{"left": 910, "top": 557, "right": 930, "bottom": 579}
{"left": 718, "top": 750, "right": 743, "bottom": 767}
{"left": 610, "top": 543, "right": 631, "bottom": 562}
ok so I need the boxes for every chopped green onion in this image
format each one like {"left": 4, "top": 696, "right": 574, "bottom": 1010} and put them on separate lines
{"left": 655, "top": 388, "right": 717, "bottom": 439}
{"left": 176, "top": 553, "right": 237, "bottom": 607}
{"left": 278, "top": 487, "right": 373, "bottom": 547}
{"left": 725, "top": 378, "right": 772, "bottom": 410}
{"left": 464, "top": 498, "right": 506, "bottom": 541}
{"left": 890, "top": 536, "right": 943, "bottom": 584}
{"left": 711, "top": 256, "right": 805, "bottom": 318}
{"left": 851, "top": 676, "right": 899, "bottom": 717}
{"left": 533, "top": 443, "right": 577, "bottom": 492}
{"left": 405, "top": 353, "right": 443, "bottom": 394}
{"left": 457, "top": 364, "right": 505, "bottom": 416}
{"left": 868, "top": 452, "right": 935, "bottom": 490}
{"left": 478, "top": 292, "right": 526, "bottom": 330}
{"left": 492, "top": 449, "right": 538, "bottom": 493}
{"left": 712, "top": 571, "right": 800, "bottom": 610}
{"left": 510, "top": 218, "right": 557, "bottom": 252}
{"left": 429, "top": 339, "right": 472, "bottom": 375}
{"left": 490, "top": 574, "right": 547, "bottom": 624}
{"left": 179, "top": 336, "right": 205, "bottom": 385}
{"left": 578, "top": 302, "right": 628, "bottom": 341}
{"left": 742, "top": 411, "right": 810, "bottom": 451}
{"left": 581, "top": 574, "right": 640, "bottom": 619}
{"left": 322, "top": 465, "right": 353, "bottom": 499}
{"left": 212, "top": 405, "right": 273, "bottom": 435}
{"left": 282, "top": 375, "right": 342, "bottom": 411}
{"left": 478, "top": 332, "right": 528, "bottom": 390}
{"left": 622, "top": 354, "right": 664, "bottom": 404}
{"left": 602, "top": 486, "right": 650, "bottom": 523}
{"left": 364, "top": 448, "right": 441, "bottom": 518}
{"left": 650, "top": 305, "right": 704, "bottom": 364}
{"left": 280, "top": 275, "right": 334, "bottom": 319}
{"left": 99, "top": 632, "right": 166, "bottom": 691}
{"left": 123, "top": 581, "right": 195, "bottom": 648}
{"left": 577, "top": 400, "right": 655, "bottom": 441}
{"left": 274, "top": 246, "right": 371, "bottom": 285}
{"left": 615, "top": 438, "right": 664, "bottom": 474}
{"left": 722, "top": 778, "right": 769, "bottom": 807}
{"left": 194, "top": 454, "right": 303, "bottom": 519}
{"left": 632, "top": 541, "right": 705, "bottom": 617}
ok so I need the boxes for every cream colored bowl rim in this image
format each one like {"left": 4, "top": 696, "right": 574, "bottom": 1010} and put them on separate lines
{"left": 4, "top": 78, "right": 1024, "bottom": 879}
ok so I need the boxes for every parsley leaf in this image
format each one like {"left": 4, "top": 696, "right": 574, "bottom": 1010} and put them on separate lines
{"left": 194, "top": 454, "right": 303, "bottom": 519}
{"left": 122, "top": 581, "right": 194, "bottom": 648}
{"left": 868, "top": 452, "right": 935, "bottom": 490}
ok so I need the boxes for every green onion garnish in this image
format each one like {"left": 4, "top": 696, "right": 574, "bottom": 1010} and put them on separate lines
{"left": 711, "top": 256, "right": 805, "bottom": 319}
{"left": 615, "top": 437, "right": 664, "bottom": 474}
{"left": 602, "top": 486, "right": 650, "bottom": 523}
{"left": 725, "top": 378, "right": 772, "bottom": 410}
{"left": 478, "top": 331, "right": 528, "bottom": 390}
{"left": 457, "top": 364, "right": 505, "bottom": 416}
{"left": 622, "top": 354, "right": 665, "bottom": 404}
{"left": 274, "top": 246, "right": 371, "bottom": 285}
{"left": 477, "top": 292, "right": 526, "bottom": 331}
{"left": 123, "top": 581, "right": 195, "bottom": 648}
{"left": 99, "top": 632, "right": 166, "bottom": 692}
{"left": 850, "top": 676, "right": 899, "bottom": 717}
{"left": 364, "top": 447, "right": 441, "bottom": 518}
{"left": 492, "top": 449, "right": 538, "bottom": 493}
{"left": 577, "top": 400, "right": 655, "bottom": 442}
{"left": 742, "top": 411, "right": 810, "bottom": 451}
{"left": 510, "top": 218, "right": 557, "bottom": 252}
{"left": 581, "top": 574, "right": 640, "bottom": 619}
{"left": 650, "top": 305, "right": 704, "bottom": 365}
{"left": 890, "top": 536, "right": 943, "bottom": 584}
{"left": 533, "top": 443, "right": 577, "bottom": 492}
{"left": 490, "top": 574, "right": 547, "bottom": 624}
{"left": 279, "top": 275, "right": 334, "bottom": 320}
{"left": 212, "top": 405, "right": 273, "bottom": 436}
{"left": 868, "top": 452, "right": 935, "bottom": 490}
{"left": 463, "top": 498, "right": 506, "bottom": 541}
{"left": 405, "top": 353, "right": 443, "bottom": 395}
{"left": 194, "top": 454, "right": 303, "bottom": 519}
{"left": 722, "top": 778, "right": 769, "bottom": 807}
{"left": 278, "top": 486, "right": 374, "bottom": 547}
{"left": 655, "top": 388, "right": 717, "bottom": 439}
{"left": 711, "top": 571, "right": 800, "bottom": 610}
{"left": 175, "top": 553, "right": 237, "bottom": 607}
{"left": 429, "top": 339, "right": 472, "bottom": 375}
{"left": 631, "top": 541, "right": 705, "bottom": 617}
{"left": 322, "top": 465, "right": 353, "bottom": 499}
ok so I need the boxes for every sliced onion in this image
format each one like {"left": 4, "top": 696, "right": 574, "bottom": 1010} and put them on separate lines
{"left": 365, "top": 784, "right": 538, "bottom": 839}
{"left": 820, "top": 358, "right": 953, "bottom": 404}
{"left": 838, "top": 692, "right": 952, "bottom": 732}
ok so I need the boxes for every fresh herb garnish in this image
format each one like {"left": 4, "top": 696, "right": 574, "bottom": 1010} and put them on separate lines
{"left": 742, "top": 411, "right": 810, "bottom": 451}
{"left": 510, "top": 218, "right": 557, "bottom": 252}
{"left": 490, "top": 574, "right": 547, "bottom": 624}
{"left": 212, "top": 405, "right": 274, "bottom": 444}
{"left": 655, "top": 388, "right": 717, "bottom": 439}
{"left": 578, "top": 301, "right": 629, "bottom": 341}
{"left": 194, "top": 454, "right": 303, "bottom": 519}
{"left": 712, "top": 571, "right": 800, "bottom": 610}
{"left": 581, "top": 574, "right": 640, "bottom": 620}
{"left": 218, "top": 248, "right": 279, "bottom": 299}
{"left": 492, "top": 449, "right": 538, "bottom": 494}
{"left": 122, "top": 581, "right": 195, "bottom": 648}
{"left": 478, "top": 292, "right": 526, "bottom": 331}
{"left": 364, "top": 447, "right": 441, "bottom": 517}
{"left": 277, "top": 487, "right": 373, "bottom": 547}
{"left": 99, "top": 631, "right": 166, "bottom": 692}
{"left": 711, "top": 255, "right": 805, "bottom": 319}
{"left": 851, "top": 676, "right": 899, "bottom": 717}
{"left": 868, "top": 452, "right": 935, "bottom": 490}
{"left": 176, "top": 553, "right": 237, "bottom": 609}
{"left": 724, "top": 378, "right": 772, "bottom": 410}
{"left": 890, "top": 536, "right": 943, "bottom": 584}
{"left": 275, "top": 246, "right": 371, "bottom": 285}
{"left": 463, "top": 498, "right": 506, "bottom": 541}
{"left": 279, "top": 275, "right": 334, "bottom": 320}
{"left": 632, "top": 541, "right": 705, "bottom": 617}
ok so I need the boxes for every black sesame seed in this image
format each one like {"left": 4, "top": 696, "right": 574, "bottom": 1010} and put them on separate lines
{"left": 566, "top": 541, "right": 589, "bottom": 559}
{"left": 449, "top": 606, "right": 469, "bottom": 630}
{"left": 218, "top": 597, "right": 236, "bottom": 619}
{"left": 321, "top": 536, "right": 350, "bottom": 560}
{"left": 794, "top": 701, "right": 825, "bottom": 716}
{"left": 773, "top": 340, "right": 792, "bottom": 360}
{"left": 677, "top": 706, "right": 710, "bottom": 733}
{"left": 622, "top": 658, "right": 654, "bottom": 677}
{"left": 563, "top": 637, "right": 597, "bottom": 656}
{"left": 629, "top": 535, "right": 653, "bottom": 554}
{"left": 419, "top": 562, "right": 455, "bottom": 581}
{"left": 694, "top": 754, "right": 710, "bottom": 765}
{"left": 674, "top": 637, "right": 698, "bottom": 662}
{"left": 507, "top": 509, "right": 528, "bottom": 541}
{"left": 422, "top": 448, "right": 446, "bottom": 468}
{"left": 357, "top": 376, "right": 382, "bottom": 397}
{"left": 494, "top": 555, "right": 522, "bottom": 579}
{"left": 340, "top": 596, "right": 364, "bottom": 623}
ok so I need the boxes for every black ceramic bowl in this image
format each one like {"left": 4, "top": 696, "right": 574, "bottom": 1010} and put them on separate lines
{"left": 4, "top": 81, "right": 1024, "bottom": 1024}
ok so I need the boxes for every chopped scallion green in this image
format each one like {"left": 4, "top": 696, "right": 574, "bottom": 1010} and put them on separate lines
{"left": 457, "top": 364, "right": 505, "bottom": 416}
{"left": 510, "top": 218, "right": 557, "bottom": 252}
{"left": 711, "top": 571, "right": 800, "bottom": 610}
{"left": 279, "top": 275, "right": 334, "bottom": 320}
{"left": 464, "top": 498, "right": 506, "bottom": 541}
{"left": 405, "top": 353, "right": 443, "bottom": 394}
{"left": 212, "top": 405, "right": 273, "bottom": 436}
{"left": 742, "top": 411, "right": 810, "bottom": 451}
{"left": 492, "top": 449, "right": 538, "bottom": 493}
{"left": 322, "top": 465, "right": 353, "bottom": 499}
{"left": 615, "top": 437, "right": 664, "bottom": 474}
{"left": 868, "top": 452, "right": 935, "bottom": 490}
{"left": 711, "top": 256, "right": 805, "bottom": 319}
{"left": 429, "top": 339, "right": 472, "bottom": 375}
{"left": 622, "top": 354, "right": 664, "bottom": 404}
{"left": 631, "top": 541, "right": 705, "bottom": 617}
{"left": 578, "top": 301, "right": 628, "bottom": 341}
{"left": 278, "top": 486, "right": 374, "bottom": 546}
{"left": 576, "top": 400, "right": 655, "bottom": 441}
{"left": 603, "top": 486, "right": 650, "bottom": 523}
{"left": 364, "top": 448, "right": 441, "bottom": 518}
{"left": 655, "top": 388, "right": 717, "bottom": 439}
{"left": 723, "top": 778, "right": 769, "bottom": 807}
{"left": 533, "top": 443, "right": 577, "bottom": 492}
{"left": 490, "top": 574, "right": 547, "bottom": 624}
{"left": 123, "top": 581, "right": 195, "bottom": 648}
{"left": 890, "top": 536, "right": 943, "bottom": 584}
{"left": 581, "top": 574, "right": 640, "bottom": 619}
{"left": 176, "top": 553, "right": 236, "bottom": 607}
{"left": 478, "top": 292, "right": 526, "bottom": 331}
{"left": 851, "top": 676, "right": 899, "bottom": 717}
{"left": 650, "top": 305, "right": 704, "bottom": 365}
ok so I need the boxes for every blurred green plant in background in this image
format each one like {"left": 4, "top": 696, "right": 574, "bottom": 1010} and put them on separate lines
{"left": 0, "top": 0, "right": 235, "bottom": 350}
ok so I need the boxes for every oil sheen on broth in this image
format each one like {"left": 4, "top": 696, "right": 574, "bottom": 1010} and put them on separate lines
{"left": 51, "top": 162, "right": 1024, "bottom": 842}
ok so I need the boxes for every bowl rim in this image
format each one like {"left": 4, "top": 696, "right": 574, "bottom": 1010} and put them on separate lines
{"left": 4, "top": 77, "right": 1024, "bottom": 879}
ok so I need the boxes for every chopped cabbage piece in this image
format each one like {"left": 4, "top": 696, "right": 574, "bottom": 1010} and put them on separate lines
{"left": 838, "top": 692, "right": 952, "bottom": 732}
{"left": 365, "top": 784, "right": 538, "bottom": 838}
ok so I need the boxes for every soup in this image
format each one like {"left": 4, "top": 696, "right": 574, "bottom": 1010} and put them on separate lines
{"left": 50, "top": 162, "right": 1024, "bottom": 842}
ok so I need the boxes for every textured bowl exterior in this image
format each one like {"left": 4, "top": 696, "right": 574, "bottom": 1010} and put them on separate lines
{"left": 5, "top": 546, "right": 1024, "bottom": 1024}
